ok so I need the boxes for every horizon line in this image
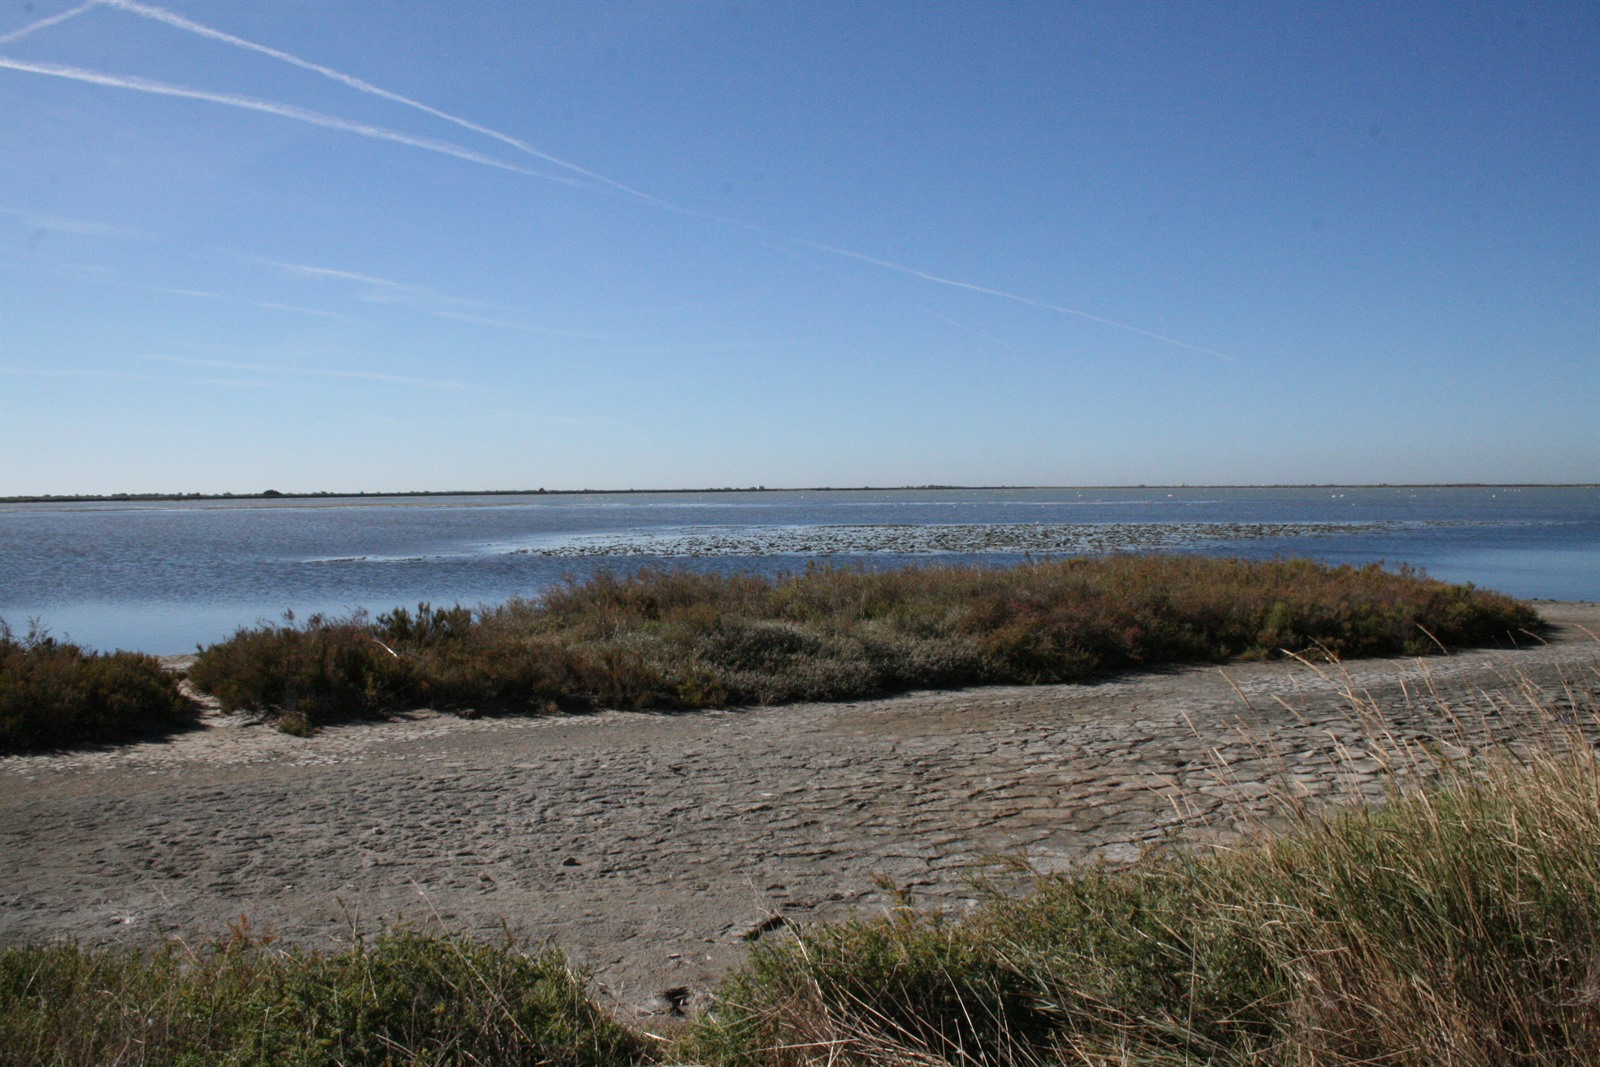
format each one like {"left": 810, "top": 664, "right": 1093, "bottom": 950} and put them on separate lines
{"left": 2, "top": 482, "right": 1595, "bottom": 504}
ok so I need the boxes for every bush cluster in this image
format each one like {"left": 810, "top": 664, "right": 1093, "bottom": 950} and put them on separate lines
{"left": 188, "top": 557, "right": 1539, "bottom": 728}
{"left": 0, "top": 623, "right": 192, "bottom": 752}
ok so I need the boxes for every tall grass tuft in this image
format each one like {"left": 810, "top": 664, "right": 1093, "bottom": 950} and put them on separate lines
{"left": 0, "top": 927, "right": 645, "bottom": 1067}
{"left": 685, "top": 656, "right": 1600, "bottom": 1067}
{"left": 0, "top": 622, "right": 192, "bottom": 752}
{"left": 188, "top": 557, "right": 1539, "bottom": 730}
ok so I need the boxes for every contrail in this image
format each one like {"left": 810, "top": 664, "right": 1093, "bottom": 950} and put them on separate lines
{"left": 0, "top": 207, "right": 143, "bottom": 240}
{"left": 95, "top": 0, "right": 667, "bottom": 207}
{"left": 91, "top": 0, "right": 1232, "bottom": 361}
{"left": 429, "top": 309, "right": 611, "bottom": 341}
{"left": 0, "top": 1, "right": 95, "bottom": 45}
{"left": 0, "top": 364, "right": 152, "bottom": 382}
{"left": 0, "top": 56, "right": 597, "bottom": 189}
{"left": 262, "top": 260, "right": 416, "bottom": 290}
{"left": 153, "top": 286, "right": 354, "bottom": 321}
{"left": 0, "top": 258, "right": 357, "bottom": 320}
{"left": 7, "top": 3, "right": 1234, "bottom": 360}
{"left": 255, "top": 256, "right": 611, "bottom": 337}
{"left": 789, "top": 236, "right": 1238, "bottom": 361}
{"left": 143, "top": 353, "right": 475, "bottom": 391}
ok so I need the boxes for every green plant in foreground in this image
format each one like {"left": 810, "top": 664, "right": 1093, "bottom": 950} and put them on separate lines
{"left": 0, "top": 928, "right": 645, "bottom": 1067}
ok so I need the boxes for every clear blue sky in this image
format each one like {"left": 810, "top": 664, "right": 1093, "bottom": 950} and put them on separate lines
{"left": 1, "top": 0, "right": 1595, "bottom": 494}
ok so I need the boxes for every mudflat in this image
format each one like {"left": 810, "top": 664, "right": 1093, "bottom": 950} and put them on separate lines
{"left": 1, "top": 602, "right": 1595, "bottom": 1017}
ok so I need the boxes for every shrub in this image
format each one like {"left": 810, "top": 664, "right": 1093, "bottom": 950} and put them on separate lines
{"left": 0, "top": 622, "right": 192, "bottom": 752}
{"left": 188, "top": 558, "right": 1541, "bottom": 729}
{"left": 186, "top": 611, "right": 415, "bottom": 721}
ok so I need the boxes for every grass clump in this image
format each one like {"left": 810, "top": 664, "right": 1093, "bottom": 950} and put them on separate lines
{"left": 0, "top": 926, "right": 645, "bottom": 1067}
{"left": 0, "top": 622, "right": 192, "bottom": 752}
{"left": 188, "top": 556, "right": 1539, "bottom": 729}
{"left": 685, "top": 689, "right": 1600, "bottom": 1067}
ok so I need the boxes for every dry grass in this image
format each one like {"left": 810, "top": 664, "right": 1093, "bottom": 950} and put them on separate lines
{"left": 684, "top": 645, "right": 1600, "bottom": 1067}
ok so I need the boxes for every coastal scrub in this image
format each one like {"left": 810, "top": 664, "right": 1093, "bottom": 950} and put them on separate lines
{"left": 0, "top": 623, "right": 192, "bottom": 752}
{"left": 187, "top": 555, "right": 1540, "bottom": 729}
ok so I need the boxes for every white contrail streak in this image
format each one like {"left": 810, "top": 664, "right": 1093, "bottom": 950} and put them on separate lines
{"left": 253, "top": 256, "right": 610, "bottom": 337}
{"left": 0, "top": 258, "right": 357, "bottom": 320}
{"left": 0, "top": 364, "right": 152, "bottom": 381}
{"left": 0, "top": 1, "right": 95, "bottom": 45}
{"left": 789, "top": 236, "right": 1238, "bottom": 361}
{"left": 429, "top": 309, "right": 611, "bottom": 340}
{"left": 142, "top": 353, "right": 474, "bottom": 390}
{"left": 9, "top": 3, "right": 1236, "bottom": 360}
{"left": 263, "top": 260, "right": 415, "bottom": 289}
{"left": 154, "top": 286, "right": 353, "bottom": 320}
{"left": 0, "top": 207, "right": 143, "bottom": 239}
{"left": 0, "top": 56, "right": 597, "bottom": 188}
{"left": 96, "top": 0, "right": 1229, "bottom": 361}
{"left": 95, "top": 0, "right": 667, "bottom": 206}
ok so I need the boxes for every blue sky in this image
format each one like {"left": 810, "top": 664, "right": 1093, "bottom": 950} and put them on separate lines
{"left": 1, "top": 0, "right": 1595, "bottom": 494}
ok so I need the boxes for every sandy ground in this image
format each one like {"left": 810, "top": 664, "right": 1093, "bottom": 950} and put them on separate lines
{"left": 1, "top": 602, "right": 1596, "bottom": 1019}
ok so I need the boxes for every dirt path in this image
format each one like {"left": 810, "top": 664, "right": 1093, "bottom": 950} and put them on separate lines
{"left": 2, "top": 603, "right": 1596, "bottom": 1018}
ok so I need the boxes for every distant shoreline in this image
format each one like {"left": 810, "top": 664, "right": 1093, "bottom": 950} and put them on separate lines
{"left": 3, "top": 483, "right": 1595, "bottom": 505}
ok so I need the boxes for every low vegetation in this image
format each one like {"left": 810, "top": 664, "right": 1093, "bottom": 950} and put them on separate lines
{"left": 686, "top": 683, "right": 1600, "bottom": 1067}
{"left": 0, "top": 623, "right": 192, "bottom": 753}
{"left": 0, "top": 928, "right": 642, "bottom": 1067}
{"left": 4, "top": 660, "right": 1597, "bottom": 1065}
{"left": 188, "top": 556, "right": 1538, "bottom": 729}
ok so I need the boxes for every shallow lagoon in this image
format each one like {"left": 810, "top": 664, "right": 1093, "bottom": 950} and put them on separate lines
{"left": 1, "top": 485, "right": 1595, "bottom": 653}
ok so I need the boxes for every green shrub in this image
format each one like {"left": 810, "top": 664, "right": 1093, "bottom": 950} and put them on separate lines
{"left": 0, "top": 622, "right": 192, "bottom": 752}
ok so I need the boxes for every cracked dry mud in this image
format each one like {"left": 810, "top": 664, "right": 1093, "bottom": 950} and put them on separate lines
{"left": 1, "top": 602, "right": 1596, "bottom": 1019}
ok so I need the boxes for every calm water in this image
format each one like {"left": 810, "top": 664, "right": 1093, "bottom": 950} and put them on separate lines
{"left": 1, "top": 486, "right": 1595, "bottom": 654}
